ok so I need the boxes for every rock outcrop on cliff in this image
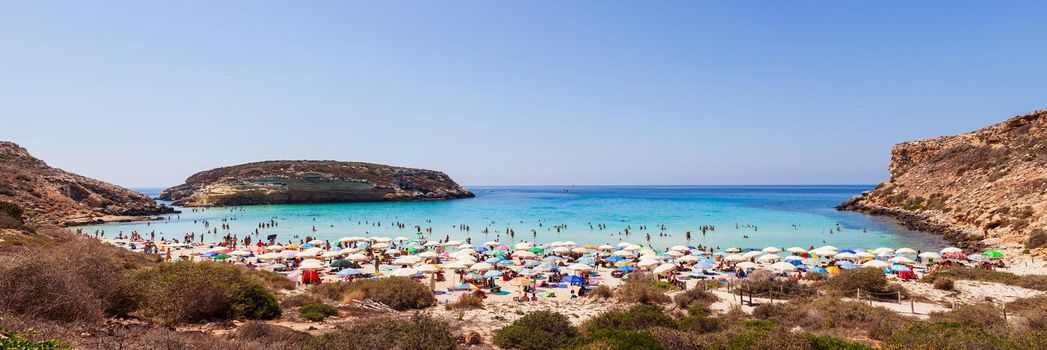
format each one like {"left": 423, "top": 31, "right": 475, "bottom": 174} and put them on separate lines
{"left": 839, "top": 109, "right": 1047, "bottom": 251}
{"left": 0, "top": 141, "right": 175, "bottom": 226}
{"left": 160, "top": 160, "right": 474, "bottom": 207}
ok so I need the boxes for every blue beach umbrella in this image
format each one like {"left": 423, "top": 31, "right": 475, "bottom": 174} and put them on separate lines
{"left": 838, "top": 263, "right": 860, "bottom": 269}
{"left": 617, "top": 265, "right": 635, "bottom": 272}
{"left": 607, "top": 256, "right": 624, "bottom": 262}
{"left": 891, "top": 265, "right": 911, "bottom": 273}
{"left": 578, "top": 257, "right": 596, "bottom": 265}
{"left": 485, "top": 257, "right": 501, "bottom": 263}
{"left": 483, "top": 270, "right": 504, "bottom": 278}
{"left": 523, "top": 260, "right": 540, "bottom": 267}
{"left": 301, "top": 243, "right": 316, "bottom": 248}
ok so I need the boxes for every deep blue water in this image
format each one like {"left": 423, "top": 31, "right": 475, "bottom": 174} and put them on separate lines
{"left": 82, "top": 186, "right": 946, "bottom": 251}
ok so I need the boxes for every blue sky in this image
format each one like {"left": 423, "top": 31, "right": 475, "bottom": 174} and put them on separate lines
{"left": 2, "top": 1, "right": 1045, "bottom": 187}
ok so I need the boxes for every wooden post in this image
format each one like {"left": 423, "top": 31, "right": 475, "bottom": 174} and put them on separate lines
{"left": 911, "top": 299, "right": 915, "bottom": 314}
{"left": 897, "top": 291, "right": 902, "bottom": 304}
{"left": 1003, "top": 302, "right": 1008, "bottom": 321}
{"left": 857, "top": 288, "right": 861, "bottom": 301}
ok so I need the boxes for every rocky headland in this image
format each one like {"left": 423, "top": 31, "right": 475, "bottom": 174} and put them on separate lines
{"left": 839, "top": 109, "right": 1047, "bottom": 252}
{"left": 0, "top": 141, "right": 176, "bottom": 226}
{"left": 159, "top": 160, "right": 474, "bottom": 207}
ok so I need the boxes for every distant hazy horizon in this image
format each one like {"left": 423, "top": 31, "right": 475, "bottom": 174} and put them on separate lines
{"left": 3, "top": 1, "right": 1046, "bottom": 187}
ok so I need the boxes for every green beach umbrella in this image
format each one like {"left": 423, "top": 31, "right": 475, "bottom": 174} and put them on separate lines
{"left": 214, "top": 253, "right": 231, "bottom": 260}
{"left": 330, "top": 259, "right": 352, "bottom": 268}
{"left": 529, "top": 247, "right": 545, "bottom": 254}
{"left": 983, "top": 251, "right": 1004, "bottom": 258}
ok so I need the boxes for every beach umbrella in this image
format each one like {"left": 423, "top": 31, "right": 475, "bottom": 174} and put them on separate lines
{"left": 416, "top": 264, "right": 441, "bottom": 273}
{"left": 670, "top": 245, "right": 690, "bottom": 252}
{"left": 838, "top": 262, "right": 860, "bottom": 269}
{"left": 613, "top": 250, "right": 634, "bottom": 257}
{"left": 283, "top": 251, "right": 300, "bottom": 259}
{"left": 514, "top": 251, "right": 538, "bottom": 259}
{"left": 394, "top": 236, "right": 410, "bottom": 242}
{"left": 667, "top": 250, "right": 685, "bottom": 257}
{"left": 816, "top": 245, "right": 839, "bottom": 251}
{"left": 423, "top": 241, "right": 440, "bottom": 247}
{"left": 984, "top": 250, "right": 1004, "bottom": 258}
{"left": 607, "top": 255, "right": 624, "bottom": 262}
{"left": 443, "top": 261, "right": 469, "bottom": 270}
{"left": 330, "top": 259, "right": 352, "bottom": 268}
{"left": 810, "top": 248, "right": 837, "bottom": 257}
{"left": 482, "top": 270, "right": 504, "bottom": 278}
{"left": 770, "top": 261, "right": 798, "bottom": 272}
{"left": 617, "top": 265, "right": 636, "bottom": 272}
{"left": 230, "top": 250, "right": 252, "bottom": 257}
{"left": 786, "top": 247, "right": 806, "bottom": 254}
{"left": 835, "top": 252, "right": 858, "bottom": 260}
{"left": 855, "top": 251, "right": 875, "bottom": 259}
{"left": 551, "top": 247, "right": 570, "bottom": 254}
{"left": 762, "top": 247, "right": 782, "bottom": 254}
{"left": 563, "top": 241, "right": 578, "bottom": 247}
{"left": 213, "top": 253, "right": 231, "bottom": 260}
{"left": 259, "top": 252, "right": 284, "bottom": 260}
{"left": 418, "top": 251, "right": 439, "bottom": 259}
{"left": 483, "top": 241, "right": 500, "bottom": 246}
{"left": 724, "top": 254, "right": 746, "bottom": 262}
{"left": 572, "top": 247, "right": 590, "bottom": 254}
{"left": 514, "top": 242, "right": 534, "bottom": 250}
{"left": 307, "top": 239, "right": 324, "bottom": 245}
{"left": 783, "top": 255, "right": 804, "bottom": 261}
{"left": 862, "top": 260, "right": 890, "bottom": 268}
{"left": 370, "top": 243, "right": 389, "bottom": 250}
{"left": 725, "top": 247, "right": 741, "bottom": 253}
{"left": 677, "top": 255, "right": 699, "bottom": 263}
{"left": 536, "top": 263, "right": 559, "bottom": 271}
{"left": 598, "top": 244, "right": 615, "bottom": 251}
{"left": 890, "top": 265, "right": 912, "bottom": 273}
{"left": 888, "top": 256, "right": 915, "bottom": 264}
{"left": 568, "top": 263, "right": 593, "bottom": 272}
{"left": 470, "top": 262, "right": 494, "bottom": 271}
{"left": 320, "top": 251, "right": 341, "bottom": 259}
{"left": 918, "top": 252, "right": 941, "bottom": 259}
{"left": 284, "top": 243, "right": 300, "bottom": 249}
{"left": 872, "top": 247, "right": 895, "bottom": 255}
{"left": 458, "top": 243, "right": 474, "bottom": 249}
{"left": 742, "top": 251, "right": 763, "bottom": 259}
{"left": 345, "top": 253, "right": 369, "bottom": 262}
{"left": 653, "top": 263, "right": 676, "bottom": 275}
{"left": 943, "top": 252, "right": 967, "bottom": 260}
{"left": 637, "top": 259, "right": 660, "bottom": 268}
{"left": 299, "top": 259, "right": 325, "bottom": 270}
{"left": 941, "top": 247, "right": 963, "bottom": 254}
{"left": 895, "top": 247, "right": 917, "bottom": 255}
{"left": 392, "top": 255, "right": 422, "bottom": 265}
{"left": 268, "top": 263, "right": 288, "bottom": 270}
{"left": 736, "top": 262, "right": 757, "bottom": 269}
{"left": 389, "top": 267, "right": 418, "bottom": 277}
{"left": 509, "top": 277, "right": 532, "bottom": 287}
{"left": 577, "top": 257, "right": 596, "bottom": 265}
{"left": 337, "top": 268, "right": 362, "bottom": 276}
{"left": 756, "top": 254, "right": 781, "bottom": 263}
{"left": 300, "top": 243, "right": 316, "bottom": 248}
{"left": 968, "top": 254, "right": 987, "bottom": 262}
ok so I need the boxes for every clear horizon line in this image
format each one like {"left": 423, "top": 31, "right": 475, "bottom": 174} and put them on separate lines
{"left": 127, "top": 183, "right": 878, "bottom": 189}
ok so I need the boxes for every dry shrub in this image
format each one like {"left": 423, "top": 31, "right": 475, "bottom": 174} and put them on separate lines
{"left": 923, "top": 267, "right": 1047, "bottom": 291}
{"left": 230, "top": 321, "right": 309, "bottom": 347}
{"left": 750, "top": 297, "right": 912, "bottom": 341}
{"left": 673, "top": 287, "right": 718, "bottom": 310}
{"left": 299, "top": 303, "right": 339, "bottom": 322}
{"left": 581, "top": 304, "right": 675, "bottom": 335}
{"left": 739, "top": 270, "right": 817, "bottom": 298}
{"left": 1027, "top": 228, "right": 1047, "bottom": 250}
{"left": 281, "top": 293, "right": 323, "bottom": 308}
{"left": 445, "top": 294, "right": 483, "bottom": 310}
{"left": 588, "top": 285, "right": 613, "bottom": 299}
{"left": 0, "top": 238, "right": 135, "bottom": 323}
{"left": 933, "top": 277, "right": 955, "bottom": 291}
{"left": 616, "top": 273, "right": 671, "bottom": 304}
{"left": 828, "top": 267, "right": 906, "bottom": 300}
{"left": 306, "top": 314, "right": 456, "bottom": 350}
{"left": 247, "top": 269, "right": 296, "bottom": 291}
{"left": 929, "top": 303, "right": 1006, "bottom": 334}
{"left": 307, "top": 281, "right": 353, "bottom": 302}
{"left": 340, "top": 277, "right": 433, "bottom": 310}
{"left": 129, "top": 261, "right": 281, "bottom": 323}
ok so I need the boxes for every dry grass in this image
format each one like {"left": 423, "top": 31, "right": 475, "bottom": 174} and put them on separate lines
{"left": 445, "top": 294, "right": 484, "bottom": 310}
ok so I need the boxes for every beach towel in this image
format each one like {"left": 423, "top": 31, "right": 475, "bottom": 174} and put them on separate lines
{"left": 541, "top": 291, "right": 555, "bottom": 297}
{"left": 494, "top": 291, "right": 511, "bottom": 295}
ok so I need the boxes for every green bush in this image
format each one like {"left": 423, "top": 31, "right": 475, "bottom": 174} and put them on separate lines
{"left": 615, "top": 273, "right": 671, "bottom": 304}
{"left": 247, "top": 269, "right": 296, "bottom": 291}
{"left": 807, "top": 334, "right": 871, "bottom": 350}
{"left": 494, "top": 311, "right": 578, "bottom": 350}
{"left": 882, "top": 322, "right": 1008, "bottom": 350}
{"left": 129, "top": 261, "right": 281, "bottom": 323}
{"left": 305, "top": 314, "right": 456, "bottom": 350}
{"left": 739, "top": 270, "right": 817, "bottom": 298}
{"left": 445, "top": 294, "right": 483, "bottom": 310}
{"left": 582, "top": 305, "right": 675, "bottom": 335}
{"left": 828, "top": 268, "right": 904, "bottom": 299}
{"left": 0, "top": 327, "right": 70, "bottom": 350}
{"left": 673, "top": 286, "right": 718, "bottom": 310}
{"left": 341, "top": 277, "right": 434, "bottom": 310}
{"left": 928, "top": 303, "right": 1006, "bottom": 334}
{"left": 570, "top": 329, "right": 663, "bottom": 350}
{"left": 299, "top": 303, "right": 338, "bottom": 322}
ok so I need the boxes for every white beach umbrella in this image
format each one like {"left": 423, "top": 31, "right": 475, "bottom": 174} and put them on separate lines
{"left": 617, "top": 242, "right": 632, "bottom": 248}
{"left": 568, "top": 263, "right": 593, "bottom": 272}
{"left": 677, "top": 255, "right": 699, "bottom": 263}
{"left": 742, "top": 251, "right": 764, "bottom": 259}
{"left": 786, "top": 247, "right": 807, "bottom": 254}
{"left": 736, "top": 262, "right": 757, "bottom": 269}
{"left": 389, "top": 267, "right": 418, "bottom": 277}
{"left": 855, "top": 251, "right": 875, "bottom": 259}
{"left": 259, "top": 252, "right": 284, "bottom": 260}
{"left": 443, "top": 261, "right": 469, "bottom": 270}
{"left": 613, "top": 250, "right": 634, "bottom": 257}
{"left": 724, "top": 254, "right": 746, "bottom": 262}
{"left": 551, "top": 247, "right": 571, "bottom": 254}
{"left": 549, "top": 241, "right": 565, "bottom": 247}
{"left": 762, "top": 247, "right": 782, "bottom": 254}
{"left": 345, "top": 253, "right": 369, "bottom": 262}
{"left": 598, "top": 244, "right": 615, "bottom": 251}
{"left": 484, "top": 241, "right": 500, "bottom": 246}
{"left": 624, "top": 244, "right": 642, "bottom": 251}
{"left": 637, "top": 259, "right": 660, "bottom": 268}
{"left": 424, "top": 241, "right": 440, "bottom": 247}
{"left": 811, "top": 248, "right": 837, "bottom": 257}
{"left": 230, "top": 250, "right": 252, "bottom": 257}
{"left": 394, "top": 236, "right": 410, "bottom": 242}
{"left": 862, "top": 260, "right": 890, "bottom": 268}
{"left": 265, "top": 244, "right": 285, "bottom": 251}
{"left": 370, "top": 243, "right": 389, "bottom": 250}
{"left": 667, "top": 250, "right": 685, "bottom": 257}
{"left": 373, "top": 237, "right": 393, "bottom": 243}
{"left": 392, "top": 255, "right": 421, "bottom": 265}
{"left": 458, "top": 243, "right": 474, "bottom": 249}
{"left": 770, "top": 261, "right": 798, "bottom": 272}
{"left": 563, "top": 241, "right": 578, "bottom": 247}
{"left": 300, "top": 247, "right": 324, "bottom": 256}
{"left": 416, "top": 264, "right": 441, "bottom": 273}
{"left": 514, "top": 250, "right": 538, "bottom": 259}
{"left": 653, "top": 263, "right": 676, "bottom": 275}
{"left": 918, "top": 252, "right": 941, "bottom": 259}
{"left": 470, "top": 262, "right": 494, "bottom": 271}
{"left": 572, "top": 247, "right": 590, "bottom": 254}
{"left": 941, "top": 247, "right": 963, "bottom": 254}
{"left": 514, "top": 242, "right": 534, "bottom": 250}
{"left": 308, "top": 239, "right": 324, "bottom": 245}
{"left": 835, "top": 252, "right": 858, "bottom": 260}
{"left": 299, "top": 259, "right": 325, "bottom": 270}
{"left": 888, "top": 256, "right": 915, "bottom": 264}
{"left": 670, "top": 245, "right": 690, "bottom": 252}
{"left": 418, "top": 251, "right": 439, "bottom": 259}
{"left": 817, "top": 245, "right": 839, "bottom": 251}
{"left": 725, "top": 247, "right": 742, "bottom": 253}
{"left": 756, "top": 254, "right": 781, "bottom": 263}
{"left": 320, "top": 251, "right": 341, "bottom": 259}
{"left": 343, "top": 236, "right": 365, "bottom": 242}
{"left": 872, "top": 247, "right": 895, "bottom": 255}
{"left": 895, "top": 247, "right": 917, "bottom": 255}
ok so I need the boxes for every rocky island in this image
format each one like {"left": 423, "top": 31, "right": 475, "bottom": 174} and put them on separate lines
{"left": 0, "top": 141, "right": 175, "bottom": 226}
{"left": 839, "top": 109, "right": 1047, "bottom": 251}
{"left": 159, "top": 160, "right": 474, "bottom": 207}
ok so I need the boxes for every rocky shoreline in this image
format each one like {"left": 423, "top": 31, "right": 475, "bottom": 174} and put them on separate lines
{"left": 837, "top": 194, "right": 984, "bottom": 251}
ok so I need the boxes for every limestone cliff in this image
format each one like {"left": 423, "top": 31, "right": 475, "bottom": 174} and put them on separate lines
{"left": 0, "top": 141, "right": 176, "bottom": 226}
{"left": 160, "top": 160, "right": 474, "bottom": 206}
{"left": 839, "top": 109, "right": 1047, "bottom": 251}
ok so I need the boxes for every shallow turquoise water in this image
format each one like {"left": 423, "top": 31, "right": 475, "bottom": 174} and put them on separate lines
{"left": 80, "top": 186, "right": 947, "bottom": 251}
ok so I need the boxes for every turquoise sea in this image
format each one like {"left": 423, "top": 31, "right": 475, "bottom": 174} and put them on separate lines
{"left": 80, "top": 186, "right": 947, "bottom": 251}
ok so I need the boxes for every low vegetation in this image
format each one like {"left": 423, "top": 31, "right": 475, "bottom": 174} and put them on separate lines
{"left": 923, "top": 267, "right": 1047, "bottom": 291}
{"left": 494, "top": 311, "right": 578, "bottom": 350}
{"left": 615, "top": 272, "right": 673, "bottom": 304}
{"left": 340, "top": 277, "right": 434, "bottom": 310}
{"left": 299, "top": 303, "right": 339, "bottom": 322}
{"left": 827, "top": 267, "right": 907, "bottom": 300}
{"left": 738, "top": 270, "right": 819, "bottom": 298}
{"left": 445, "top": 294, "right": 484, "bottom": 310}
{"left": 0, "top": 201, "right": 30, "bottom": 231}
{"left": 306, "top": 314, "right": 457, "bottom": 350}
{"left": 130, "top": 261, "right": 282, "bottom": 323}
